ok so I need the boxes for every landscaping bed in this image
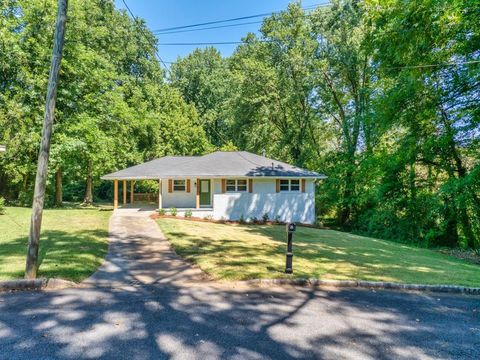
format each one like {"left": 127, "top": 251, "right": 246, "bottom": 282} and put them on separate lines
{"left": 157, "top": 218, "right": 480, "bottom": 287}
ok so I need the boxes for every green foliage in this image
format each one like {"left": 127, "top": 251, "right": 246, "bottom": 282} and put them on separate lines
{"left": 169, "top": 207, "right": 177, "bottom": 217}
{"left": 262, "top": 213, "right": 270, "bottom": 222}
{"left": 158, "top": 209, "right": 166, "bottom": 216}
{"left": 0, "top": 197, "right": 5, "bottom": 215}
{"left": 239, "top": 214, "right": 246, "bottom": 224}
{"left": 169, "top": 47, "right": 233, "bottom": 147}
{"left": 184, "top": 209, "right": 193, "bottom": 218}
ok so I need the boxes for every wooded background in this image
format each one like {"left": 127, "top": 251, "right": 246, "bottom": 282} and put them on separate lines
{"left": 1, "top": 0, "right": 478, "bottom": 249}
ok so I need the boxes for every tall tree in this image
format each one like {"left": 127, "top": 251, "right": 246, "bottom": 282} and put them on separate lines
{"left": 368, "top": 0, "right": 480, "bottom": 248}
{"left": 310, "top": 0, "right": 375, "bottom": 226}
{"left": 229, "top": 3, "right": 320, "bottom": 165}
{"left": 170, "top": 47, "right": 232, "bottom": 146}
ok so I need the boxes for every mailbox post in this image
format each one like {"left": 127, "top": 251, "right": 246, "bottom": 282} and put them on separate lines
{"left": 285, "top": 223, "right": 296, "bottom": 274}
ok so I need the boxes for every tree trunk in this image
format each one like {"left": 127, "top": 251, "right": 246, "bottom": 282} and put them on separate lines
{"left": 339, "top": 165, "right": 355, "bottom": 227}
{"left": 25, "top": 0, "right": 68, "bottom": 279}
{"left": 443, "top": 200, "right": 459, "bottom": 247}
{"left": 441, "top": 109, "right": 477, "bottom": 248}
{"left": 55, "top": 168, "right": 62, "bottom": 206}
{"left": 83, "top": 160, "right": 93, "bottom": 204}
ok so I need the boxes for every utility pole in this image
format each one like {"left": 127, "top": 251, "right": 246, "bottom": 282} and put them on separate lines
{"left": 25, "top": 0, "right": 68, "bottom": 279}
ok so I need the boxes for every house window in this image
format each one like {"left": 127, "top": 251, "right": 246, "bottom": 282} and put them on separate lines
{"left": 280, "top": 179, "right": 300, "bottom": 192}
{"left": 290, "top": 179, "right": 300, "bottom": 191}
{"left": 173, "top": 179, "right": 186, "bottom": 192}
{"left": 226, "top": 179, "right": 248, "bottom": 192}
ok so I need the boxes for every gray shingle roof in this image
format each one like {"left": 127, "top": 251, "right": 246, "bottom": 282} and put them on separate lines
{"left": 101, "top": 151, "right": 326, "bottom": 180}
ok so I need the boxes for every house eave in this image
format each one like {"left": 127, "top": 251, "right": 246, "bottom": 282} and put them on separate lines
{"left": 101, "top": 174, "right": 327, "bottom": 181}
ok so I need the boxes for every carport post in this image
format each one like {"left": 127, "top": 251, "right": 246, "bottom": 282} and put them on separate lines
{"left": 113, "top": 180, "right": 118, "bottom": 210}
{"left": 130, "top": 180, "right": 134, "bottom": 204}
{"left": 123, "top": 180, "right": 127, "bottom": 206}
{"left": 158, "top": 179, "right": 162, "bottom": 209}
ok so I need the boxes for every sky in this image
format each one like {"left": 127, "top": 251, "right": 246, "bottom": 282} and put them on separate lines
{"left": 114, "top": 0, "right": 327, "bottom": 65}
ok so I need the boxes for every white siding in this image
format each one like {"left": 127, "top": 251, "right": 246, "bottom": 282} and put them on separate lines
{"left": 213, "top": 178, "right": 316, "bottom": 224}
{"left": 161, "top": 177, "right": 197, "bottom": 208}
{"left": 159, "top": 177, "right": 316, "bottom": 224}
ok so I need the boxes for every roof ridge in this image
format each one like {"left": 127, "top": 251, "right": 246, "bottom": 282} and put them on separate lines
{"left": 235, "top": 151, "right": 266, "bottom": 168}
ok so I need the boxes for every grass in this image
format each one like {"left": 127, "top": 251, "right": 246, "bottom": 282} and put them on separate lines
{"left": 157, "top": 218, "right": 480, "bottom": 287}
{"left": 0, "top": 206, "right": 111, "bottom": 282}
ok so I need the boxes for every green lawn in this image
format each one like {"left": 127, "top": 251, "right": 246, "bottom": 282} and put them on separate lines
{"left": 0, "top": 206, "right": 111, "bottom": 282}
{"left": 157, "top": 218, "right": 480, "bottom": 287}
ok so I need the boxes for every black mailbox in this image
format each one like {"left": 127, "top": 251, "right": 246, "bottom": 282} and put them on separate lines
{"left": 286, "top": 223, "right": 296, "bottom": 233}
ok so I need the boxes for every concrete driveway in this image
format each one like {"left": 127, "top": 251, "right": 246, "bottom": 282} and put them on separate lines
{"left": 0, "top": 209, "right": 479, "bottom": 359}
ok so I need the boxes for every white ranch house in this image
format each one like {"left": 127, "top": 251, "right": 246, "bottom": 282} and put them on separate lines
{"left": 102, "top": 151, "right": 326, "bottom": 224}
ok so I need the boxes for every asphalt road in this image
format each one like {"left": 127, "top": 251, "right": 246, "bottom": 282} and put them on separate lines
{"left": 1, "top": 284, "right": 479, "bottom": 359}
{"left": 1, "top": 210, "right": 478, "bottom": 359}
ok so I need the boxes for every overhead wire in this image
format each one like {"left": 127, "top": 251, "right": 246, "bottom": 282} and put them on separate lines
{"left": 151, "top": 3, "right": 329, "bottom": 33}
{"left": 385, "top": 59, "right": 480, "bottom": 70}
{"left": 121, "top": 0, "right": 169, "bottom": 71}
{"left": 158, "top": 41, "right": 259, "bottom": 46}
{"left": 153, "top": 20, "right": 264, "bottom": 36}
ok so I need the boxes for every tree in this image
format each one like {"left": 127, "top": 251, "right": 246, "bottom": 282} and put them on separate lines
{"left": 368, "top": 0, "right": 480, "bottom": 248}
{"left": 310, "top": 0, "right": 375, "bottom": 226}
{"left": 229, "top": 3, "right": 320, "bottom": 166}
{"left": 170, "top": 47, "right": 233, "bottom": 147}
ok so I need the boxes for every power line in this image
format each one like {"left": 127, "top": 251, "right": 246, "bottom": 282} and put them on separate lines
{"left": 151, "top": 3, "right": 330, "bottom": 33}
{"left": 121, "top": 0, "right": 169, "bottom": 70}
{"left": 154, "top": 20, "right": 263, "bottom": 36}
{"left": 158, "top": 41, "right": 256, "bottom": 46}
{"left": 163, "top": 55, "right": 479, "bottom": 70}
{"left": 386, "top": 59, "right": 480, "bottom": 70}
{"left": 153, "top": 9, "right": 322, "bottom": 36}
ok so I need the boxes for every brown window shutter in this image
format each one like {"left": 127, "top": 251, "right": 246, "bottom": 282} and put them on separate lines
{"left": 301, "top": 179, "right": 306, "bottom": 193}
{"left": 186, "top": 179, "right": 191, "bottom": 193}
{"left": 276, "top": 179, "right": 280, "bottom": 193}
{"left": 168, "top": 179, "right": 172, "bottom": 193}
{"left": 248, "top": 179, "right": 253, "bottom": 193}
{"left": 221, "top": 179, "right": 226, "bottom": 193}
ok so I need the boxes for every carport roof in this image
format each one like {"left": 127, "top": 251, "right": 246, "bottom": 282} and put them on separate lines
{"left": 101, "top": 151, "right": 326, "bottom": 180}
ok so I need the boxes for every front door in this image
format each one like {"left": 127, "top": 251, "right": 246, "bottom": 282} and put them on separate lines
{"left": 199, "top": 179, "right": 211, "bottom": 207}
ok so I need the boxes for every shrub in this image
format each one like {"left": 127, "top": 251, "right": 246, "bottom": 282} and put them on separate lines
{"left": 184, "top": 209, "right": 193, "bottom": 218}
{"left": 0, "top": 197, "right": 5, "bottom": 215}
{"left": 170, "top": 207, "right": 177, "bottom": 216}
{"left": 262, "top": 213, "right": 269, "bottom": 222}
{"left": 250, "top": 216, "right": 259, "bottom": 224}
{"left": 203, "top": 214, "right": 213, "bottom": 221}
{"left": 239, "top": 214, "right": 246, "bottom": 224}
{"left": 274, "top": 215, "right": 281, "bottom": 224}
{"left": 158, "top": 208, "right": 166, "bottom": 216}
